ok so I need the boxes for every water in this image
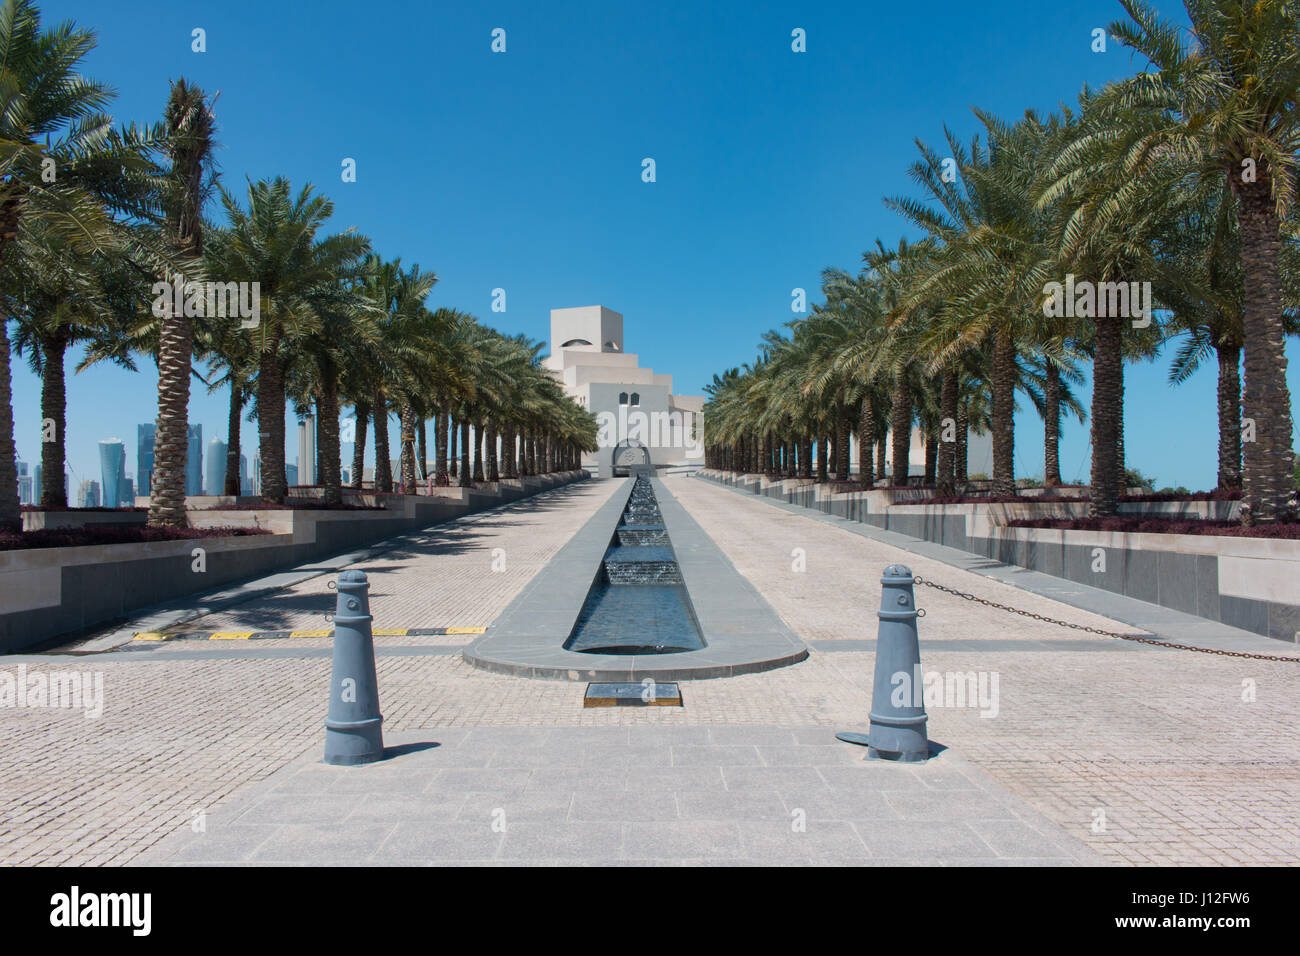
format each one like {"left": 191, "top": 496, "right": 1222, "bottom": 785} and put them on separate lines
{"left": 564, "top": 476, "right": 705, "bottom": 655}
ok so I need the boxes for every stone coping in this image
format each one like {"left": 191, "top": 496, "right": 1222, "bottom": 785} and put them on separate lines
{"left": 463, "top": 477, "right": 809, "bottom": 680}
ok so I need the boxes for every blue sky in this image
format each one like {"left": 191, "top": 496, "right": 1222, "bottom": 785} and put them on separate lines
{"left": 10, "top": 0, "right": 1298, "bottom": 491}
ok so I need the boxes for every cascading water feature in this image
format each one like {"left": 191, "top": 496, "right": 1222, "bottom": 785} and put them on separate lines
{"left": 563, "top": 476, "right": 705, "bottom": 655}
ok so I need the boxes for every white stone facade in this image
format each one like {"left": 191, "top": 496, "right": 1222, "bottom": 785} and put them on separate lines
{"left": 543, "top": 306, "right": 705, "bottom": 477}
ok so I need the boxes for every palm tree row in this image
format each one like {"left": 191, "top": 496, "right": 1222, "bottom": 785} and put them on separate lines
{"left": 705, "top": 0, "right": 1300, "bottom": 522}
{"left": 0, "top": 0, "right": 595, "bottom": 531}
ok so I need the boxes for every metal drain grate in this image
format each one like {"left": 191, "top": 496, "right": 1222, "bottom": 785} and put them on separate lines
{"left": 583, "top": 681, "right": 683, "bottom": 707}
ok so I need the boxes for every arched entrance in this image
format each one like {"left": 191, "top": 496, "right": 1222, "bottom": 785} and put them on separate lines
{"left": 612, "top": 440, "right": 651, "bottom": 477}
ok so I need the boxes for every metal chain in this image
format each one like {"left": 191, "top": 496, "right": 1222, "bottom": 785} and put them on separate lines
{"left": 911, "top": 575, "right": 1300, "bottom": 663}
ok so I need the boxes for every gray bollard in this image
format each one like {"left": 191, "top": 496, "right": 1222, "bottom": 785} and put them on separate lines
{"left": 323, "top": 569, "right": 385, "bottom": 765}
{"left": 837, "top": 564, "right": 930, "bottom": 761}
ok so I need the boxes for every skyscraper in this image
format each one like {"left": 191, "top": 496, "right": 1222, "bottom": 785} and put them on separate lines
{"left": 285, "top": 463, "right": 298, "bottom": 487}
{"left": 98, "top": 439, "right": 126, "bottom": 507}
{"left": 239, "top": 454, "right": 251, "bottom": 496}
{"left": 185, "top": 424, "right": 203, "bottom": 496}
{"left": 206, "top": 437, "right": 228, "bottom": 496}
{"left": 77, "top": 479, "right": 101, "bottom": 508}
{"left": 297, "top": 416, "right": 317, "bottom": 486}
{"left": 137, "top": 422, "right": 155, "bottom": 498}
{"left": 16, "top": 461, "right": 31, "bottom": 506}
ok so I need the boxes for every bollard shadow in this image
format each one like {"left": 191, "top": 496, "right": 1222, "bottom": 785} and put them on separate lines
{"left": 381, "top": 741, "right": 442, "bottom": 761}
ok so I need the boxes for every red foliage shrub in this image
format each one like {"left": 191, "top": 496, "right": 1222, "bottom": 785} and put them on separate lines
{"left": 0, "top": 525, "right": 273, "bottom": 552}
{"left": 1006, "top": 516, "right": 1300, "bottom": 539}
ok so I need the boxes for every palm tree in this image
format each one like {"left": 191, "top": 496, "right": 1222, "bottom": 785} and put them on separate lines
{"left": 1104, "top": 0, "right": 1299, "bottom": 520}
{"left": 1039, "top": 89, "right": 1181, "bottom": 515}
{"left": 6, "top": 220, "right": 147, "bottom": 507}
{"left": 0, "top": 0, "right": 157, "bottom": 525}
{"left": 283, "top": 247, "right": 377, "bottom": 504}
{"left": 148, "top": 79, "right": 215, "bottom": 527}
{"left": 210, "top": 177, "right": 368, "bottom": 504}
{"left": 349, "top": 256, "right": 434, "bottom": 493}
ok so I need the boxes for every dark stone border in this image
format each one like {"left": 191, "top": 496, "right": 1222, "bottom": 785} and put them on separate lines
{"left": 463, "top": 477, "right": 809, "bottom": 680}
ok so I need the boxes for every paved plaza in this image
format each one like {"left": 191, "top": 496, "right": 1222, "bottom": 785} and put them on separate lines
{"left": 3, "top": 476, "right": 1299, "bottom": 866}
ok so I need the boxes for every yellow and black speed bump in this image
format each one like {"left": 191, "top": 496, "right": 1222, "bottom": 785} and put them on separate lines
{"left": 133, "top": 626, "right": 485, "bottom": 642}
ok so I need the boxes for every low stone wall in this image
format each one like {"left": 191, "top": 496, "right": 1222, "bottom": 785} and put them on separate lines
{"left": 21, "top": 510, "right": 149, "bottom": 532}
{"left": 0, "top": 471, "right": 587, "bottom": 653}
{"left": 698, "top": 470, "right": 1298, "bottom": 643}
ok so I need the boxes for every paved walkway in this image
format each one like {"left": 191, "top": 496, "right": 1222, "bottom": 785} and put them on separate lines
{"left": 137, "top": 727, "right": 1096, "bottom": 865}
{"left": 2, "top": 474, "right": 1297, "bottom": 866}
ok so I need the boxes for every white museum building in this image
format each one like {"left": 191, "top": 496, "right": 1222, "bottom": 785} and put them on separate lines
{"left": 543, "top": 306, "right": 705, "bottom": 477}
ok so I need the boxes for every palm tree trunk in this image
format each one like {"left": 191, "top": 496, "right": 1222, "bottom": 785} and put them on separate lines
{"left": 39, "top": 331, "right": 68, "bottom": 508}
{"left": 435, "top": 407, "right": 449, "bottom": 486}
{"left": 1089, "top": 316, "right": 1124, "bottom": 517}
{"left": 148, "top": 306, "right": 191, "bottom": 522}
{"left": 924, "top": 428, "right": 937, "bottom": 485}
{"left": 816, "top": 438, "right": 828, "bottom": 481}
{"left": 937, "top": 368, "right": 957, "bottom": 495}
{"left": 1235, "top": 173, "right": 1297, "bottom": 521}
{"left": 257, "top": 328, "right": 288, "bottom": 503}
{"left": 319, "top": 360, "right": 342, "bottom": 505}
{"left": 473, "top": 423, "right": 485, "bottom": 481}
{"left": 459, "top": 420, "right": 472, "bottom": 487}
{"left": 891, "top": 372, "right": 911, "bottom": 486}
{"left": 956, "top": 407, "right": 969, "bottom": 484}
{"left": 1044, "top": 362, "right": 1061, "bottom": 488}
{"left": 0, "top": 321, "right": 19, "bottom": 531}
{"left": 449, "top": 413, "right": 458, "bottom": 477}
{"left": 990, "top": 328, "right": 1016, "bottom": 496}
{"left": 858, "top": 400, "right": 874, "bottom": 487}
{"left": 877, "top": 434, "right": 888, "bottom": 481}
{"left": 835, "top": 407, "right": 850, "bottom": 479}
{"left": 351, "top": 400, "right": 369, "bottom": 489}
{"left": 1216, "top": 343, "right": 1242, "bottom": 489}
{"left": 373, "top": 389, "right": 392, "bottom": 492}
{"left": 799, "top": 437, "right": 813, "bottom": 479}
{"left": 487, "top": 424, "right": 499, "bottom": 481}
{"left": 417, "top": 418, "right": 427, "bottom": 481}
{"left": 501, "top": 425, "right": 517, "bottom": 479}
{"left": 399, "top": 403, "right": 417, "bottom": 491}
{"left": 223, "top": 383, "right": 242, "bottom": 495}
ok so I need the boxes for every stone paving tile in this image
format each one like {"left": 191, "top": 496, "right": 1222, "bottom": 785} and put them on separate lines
{"left": 133, "top": 726, "right": 1096, "bottom": 866}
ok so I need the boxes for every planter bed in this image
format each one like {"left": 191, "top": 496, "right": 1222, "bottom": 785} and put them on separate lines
{"left": 1009, "top": 516, "right": 1300, "bottom": 538}
{"left": 1, "top": 524, "right": 270, "bottom": 551}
